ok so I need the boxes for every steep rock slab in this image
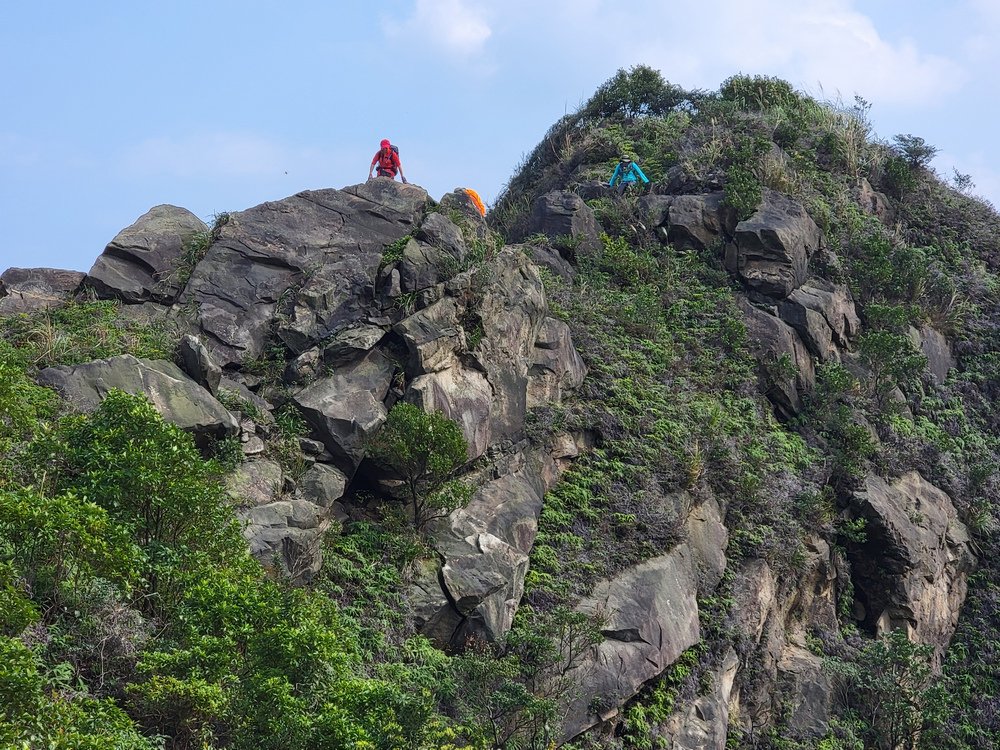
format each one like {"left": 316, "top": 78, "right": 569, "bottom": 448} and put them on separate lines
{"left": 411, "top": 457, "right": 548, "bottom": 648}
{"left": 394, "top": 297, "right": 464, "bottom": 374}
{"left": 37, "top": 355, "right": 237, "bottom": 440}
{"left": 178, "top": 334, "right": 222, "bottom": 394}
{"left": 776, "top": 645, "right": 832, "bottom": 735}
{"left": 521, "top": 191, "right": 602, "bottom": 257}
{"left": 466, "top": 248, "right": 548, "bottom": 440}
{"left": 726, "top": 190, "right": 822, "bottom": 299}
{"left": 661, "top": 648, "right": 739, "bottom": 750}
{"left": 87, "top": 205, "right": 207, "bottom": 303}
{"left": 908, "top": 325, "right": 955, "bottom": 385}
{"left": 408, "top": 366, "right": 493, "bottom": 460}
{"left": 563, "top": 545, "right": 701, "bottom": 740}
{"left": 404, "top": 248, "right": 551, "bottom": 459}
{"left": 685, "top": 497, "right": 728, "bottom": 595}
{"left": 849, "top": 472, "right": 975, "bottom": 662}
{"left": 778, "top": 279, "right": 859, "bottom": 361}
{"left": 178, "top": 182, "right": 427, "bottom": 366}
{"left": 293, "top": 348, "right": 396, "bottom": 475}
{"left": 738, "top": 299, "right": 815, "bottom": 419}
{"left": 0, "top": 267, "right": 85, "bottom": 314}
{"left": 527, "top": 316, "right": 588, "bottom": 409}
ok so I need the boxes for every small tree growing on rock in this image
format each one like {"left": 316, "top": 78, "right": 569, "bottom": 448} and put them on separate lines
{"left": 367, "top": 403, "right": 471, "bottom": 531}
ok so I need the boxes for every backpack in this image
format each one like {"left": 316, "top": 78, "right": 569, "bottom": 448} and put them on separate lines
{"left": 378, "top": 145, "right": 400, "bottom": 172}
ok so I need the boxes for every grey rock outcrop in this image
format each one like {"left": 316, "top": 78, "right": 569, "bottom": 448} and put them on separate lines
{"left": 521, "top": 191, "right": 603, "bottom": 257}
{"left": 908, "top": 324, "right": 955, "bottom": 385}
{"left": 725, "top": 190, "right": 823, "bottom": 298}
{"left": 233, "top": 460, "right": 348, "bottom": 579}
{"left": 177, "top": 182, "right": 428, "bottom": 366}
{"left": 37, "top": 354, "right": 237, "bottom": 440}
{"left": 738, "top": 299, "right": 815, "bottom": 418}
{"left": 293, "top": 348, "right": 397, "bottom": 475}
{"left": 527, "top": 317, "right": 587, "bottom": 409}
{"left": 406, "top": 248, "right": 550, "bottom": 460}
{"left": 0, "top": 267, "right": 85, "bottom": 314}
{"left": 563, "top": 545, "right": 701, "bottom": 739}
{"left": 661, "top": 648, "right": 739, "bottom": 750}
{"left": 778, "top": 279, "right": 860, "bottom": 361}
{"left": 178, "top": 334, "right": 222, "bottom": 394}
{"left": 849, "top": 471, "right": 975, "bottom": 662}
{"left": 411, "top": 457, "right": 548, "bottom": 648}
{"left": 667, "top": 192, "right": 737, "bottom": 250}
{"left": 87, "top": 205, "right": 207, "bottom": 303}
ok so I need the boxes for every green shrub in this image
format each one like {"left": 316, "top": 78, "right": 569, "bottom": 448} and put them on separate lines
{"left": 0, "top": 636, "right": 157, "bottom": 750}
{"left": 29, "top": 390, "right": 245, "bottom": 610}
{"left": 580, "top": 65, "right": 687, "bottom": 121}
{"left": 366, "top": 403, "right": 472, "bottom": 531}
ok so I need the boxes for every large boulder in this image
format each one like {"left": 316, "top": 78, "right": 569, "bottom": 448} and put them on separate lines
{"left": 666, "top": 192, "right": 737, "bottom": 250}
{"left": 778, "top": 279, "right": 860, "bottom": 361}
{"left": 393, "top": 297, "right": 464, "bottom": 374}
{"left": 293, "top": 348, "right": 397, "bottom": 475}
{"left": 233, "top": 460, "right": 348, "bottom": 580}
{"left": 411, "top": 457, "right": 548, "bottom": 648}
{"left": 726, "top": 190, "right": 823, "bottom": 298}
{"left": 37, "top": 355, "right": 238, "bottom": 440}
{"left": 87, "top": 205, "right": 208, "bottom": 303}
{"left": 849, "top": 472, "right": 976, "bottom": 662}
{"left": 178, "top": 334, "right": 222, "bottom": 394}
{"left": 0, "top": 267, "right": 85, "bottom": 314}
{"left": 521, "top": 191, "right": 602, "bottom": 257}
{"left": 738, "top": 299, "right": 815, "bottom": 419}
{"left": 563, "top": 545, "right": 701, "bottom": 740}
{"left": 177, "top": 182, "right": 428, "bottom": 366}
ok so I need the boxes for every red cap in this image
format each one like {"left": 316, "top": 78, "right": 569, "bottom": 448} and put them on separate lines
{"left": 380, "top": 139, "right": 391, "bottom": 148}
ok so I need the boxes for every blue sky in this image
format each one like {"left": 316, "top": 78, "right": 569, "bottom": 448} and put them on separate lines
{"left": 3, "top": 0, "right": 999, "bottom": 272}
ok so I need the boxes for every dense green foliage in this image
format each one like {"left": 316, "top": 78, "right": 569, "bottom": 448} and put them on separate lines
{"left": 0, "top": 376, "right": 485, "bottom": 748}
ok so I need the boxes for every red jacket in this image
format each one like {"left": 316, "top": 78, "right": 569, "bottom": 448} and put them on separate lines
{"left": 371, "top": 147, "right": 401, "bottom": 175}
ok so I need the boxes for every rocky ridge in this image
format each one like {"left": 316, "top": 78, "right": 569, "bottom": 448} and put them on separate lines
{"left": 0, "top": 170, "right": 978, "bottom": 746}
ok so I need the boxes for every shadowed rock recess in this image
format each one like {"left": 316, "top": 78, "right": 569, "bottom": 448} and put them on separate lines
{"left": 4, "top": 71, "right": 1000, "bottom": 749}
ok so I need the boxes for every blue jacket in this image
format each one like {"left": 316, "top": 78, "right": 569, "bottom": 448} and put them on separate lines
{"left": 609, "top": 161, "right": 649, "bottom": 186}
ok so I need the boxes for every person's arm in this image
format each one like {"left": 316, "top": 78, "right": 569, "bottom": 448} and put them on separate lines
{"left": 394, "top": 152, "right": 407, "bottom": 183}
{"left": 633, "top": 163, "right": 650, "bottom": 183}
{"left": 609, "top": 163, "right": 622, "bottom": 186}
{"left": 369, "top": 152, "right": 378, "bottom": 180}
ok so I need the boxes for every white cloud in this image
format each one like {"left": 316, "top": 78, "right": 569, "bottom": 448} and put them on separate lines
{"left": 623, "top": 0, "right": 967, "bottom": 107}
{"left": 383, "top": 0, "right": 492, "bottom": 57}
{"left": 482, "top": 0, "right": 965, "bottom": 107}
{"left": 119, "top": 132, "right": 328, "bottom": 179}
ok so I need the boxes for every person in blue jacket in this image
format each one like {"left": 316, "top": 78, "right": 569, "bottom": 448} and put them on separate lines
{"left": 609, "top": 156, "right": 650, "bottom": 193}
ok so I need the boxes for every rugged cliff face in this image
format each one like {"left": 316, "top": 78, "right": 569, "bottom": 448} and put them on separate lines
{"left": 2, "top": 68, "right": 999, "bottom": 750}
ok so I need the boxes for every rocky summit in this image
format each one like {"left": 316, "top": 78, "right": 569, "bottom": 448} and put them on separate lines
{"left": 2, "top": 67, "right": 999, "bottom": 750}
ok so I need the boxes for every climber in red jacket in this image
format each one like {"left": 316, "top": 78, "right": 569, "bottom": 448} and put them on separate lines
{"left": 368, "top": 139, "right": 408, "bottom": 183}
